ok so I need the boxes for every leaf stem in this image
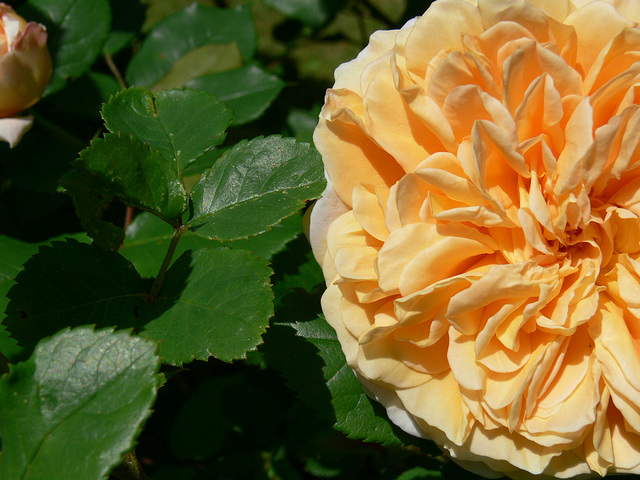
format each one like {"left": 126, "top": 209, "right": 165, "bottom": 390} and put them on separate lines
{"left": 149, "top": 224, "right": 185, "bottom": 301}
{"left": 104, "top": 51, "right": 128, "bottom": 90}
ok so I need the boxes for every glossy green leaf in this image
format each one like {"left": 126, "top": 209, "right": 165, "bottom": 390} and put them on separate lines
{"left": 263, "top": 307, "right": 404, "bottom": 446}
{"left": 126, "top": 3, "right": 256, "bottom": 87}
{"left": 185, "top": 65, "right": 285, "bottom": 125}
{"left": 263, "top": 0, "right": 347, "bottom": 28}
{"left": 102, "top": 88, "right": 232, "bottom": 174}
{"left": 187, "top": 136, "right": 325, "bottom": 241}
{"left": 121, "top": 212, "right": 302, "bottom": 277}
{"left": 60, "top": 134, "right": 188, "bottom": 250}
{"left": 23, "top": 0, "right": 111, "bottom": 95}
{"left": 139, "top": 248, "right": 273, "bottom": 365}
{"left": 3, "top": 240, "right": 146, "bottom": 356}
{"left": 0, "top": 327, "right": 159, "bottom": 480}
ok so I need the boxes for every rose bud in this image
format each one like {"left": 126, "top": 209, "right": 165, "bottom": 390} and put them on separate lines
{"left": 0, "top": 3, "right": 51, "bottom": 147}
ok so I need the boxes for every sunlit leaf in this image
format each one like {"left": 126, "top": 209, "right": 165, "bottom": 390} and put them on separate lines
{"left": 0, "top": 327, "right": 159, "bottom": 480}
{"left": 60, "top": 134, "right": 188, "bottom": 249}
{"left": 102, "top": 88, "right": 232, "bottom": 174}
{"left": 139, "top": 247, "right": 273, "bottom": 365}
{"left": 187, "top": 136, "right": 325, "bottom": 241}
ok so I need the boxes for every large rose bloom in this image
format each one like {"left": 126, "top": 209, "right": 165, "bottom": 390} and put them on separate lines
{"left": 309, "top": 0, "right": 640, "bottom": 477}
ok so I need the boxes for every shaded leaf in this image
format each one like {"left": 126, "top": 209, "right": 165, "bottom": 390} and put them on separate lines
{"left": 0, "top": 327, "right": 159, "bottom": 480}
{"left": 263, "top": 307, "right": 405, "bottom": 445}
{"left": 0, "top": 233, "right": 89, "bottom": 361}
{"left": 23, "top": 0, "right": 111, "bottom": 95}
{"left": 263, "top": 0, "right": 347, "bottom": 28}
{"left": 3, "top": 239, "right": 146, "bottom": 356}
{"left": 152, "top": 44, "right": 243, "bottom": 91}
{"left": 104, "top": 0, "right": 145, "bottom": 55}
{"left": 187, "top": 136, "right": 325, "bottom": 241}
{"left": 102, "top": 88, "right": 232, "bottom": 175}
{"left": 139, "top": 248, "right": 273, "bottom": 365}
{"left": 121, "top": 212, "right": 302, "bottom": 277}
{"left": 186, "top": 65, "right": 285, "bottom": 125}
{"left": 60, "top": 134, "right": 188, "bottom": 250}
{"left": 126, "top": 3, "right": 256, "bottom": 87}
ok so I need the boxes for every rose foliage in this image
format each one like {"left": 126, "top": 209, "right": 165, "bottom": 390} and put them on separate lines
{"left": 310, "top": 0, "right": 640, "bottom": 477}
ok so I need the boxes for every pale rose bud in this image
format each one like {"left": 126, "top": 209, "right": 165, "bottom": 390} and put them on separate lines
{"left": 310, "top": 0, "right": 640, "bottom": 478}
{"left": 0, "top": 3, "right": 51, "bottom": 147}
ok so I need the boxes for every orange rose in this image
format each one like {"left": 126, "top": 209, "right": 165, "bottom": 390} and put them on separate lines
{"left": 309, "top": 0, "right": 640, "bottom": 477}
{"left": 0, "top": 3, "right": 51, "bottom": 147}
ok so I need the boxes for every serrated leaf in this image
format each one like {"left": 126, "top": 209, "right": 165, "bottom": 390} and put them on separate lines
{"left": 126, "top": 3, "right": 256, "bottom": 87}
{"left": 151, "top": 43, "right": 243, "bottom": 91}
{"left": 263, "top": 0, "right": 347, "bottom": 28}
{"left": 102, "top": 88, "right": 232, "bottom": 174}
{"left": 23, "top": 0, "right": 111, "bottom": 95}
{"left": 138, "top": 247, "right": 273, "bottom": 365}
{"left": 262, "top": 305, "right": 404, "bottom": 445}
{"left": 187, "top": 136, "right": 325, "bottom": 241}
{"left": 60, "top": 134, "right": 188, "bottom": 250}
{"left": 121, "top": 212, "right": 302, "bottom": 277}
{"left": 185, "top": 65, "right": 285, "bottom": 125}
{"left": 3, "top": 239, "right": 146, "bottom": 356}
{"left": 0, "top": 327, "right": 159, "bottom": 480}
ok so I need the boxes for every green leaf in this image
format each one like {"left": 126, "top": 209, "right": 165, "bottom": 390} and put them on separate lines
{"left": 23, "top": 0, "right": 111, "bottom": 95}
{"left": 396, "top": 467, "right": 443, "bottom": 479}
{"left": 0, "top": 234, "right": 90, "bottom": 361}
{"left": 263, "top": 0, "right": 347, "bottom": 28}
{"left": 121, "top": 212, "right": 302, "bottom": 277}
{"left": 187, "top": 136, "right": 326, "bottom": 241}
{"left": 3, "top": 239, "right": 146, "bottom": 356}
{"left": 151, "top": 43, "right": 244, "bottom": 91}
{"left": 102, "top": 88, "right": 232, "bottom": 175}
{"left": 0, "top": 237, "right": 39, "bottom": 360}
{"left": 286, "top": 106, "right": 321, "bottom": 144}
{"left": 262, "top": 304, "right": 404, "bottom": 445}
{"left": 126, "top": 3, "right": 256, "bottom": 88}
{"left": 185, "top": 65, "right": 285, "bottom": 125}
{"left": 0, "top": 327, "right": 159, "bottom": 480}
{"left": 139, "top": 247, "right": 273, "bottom": 365}
{"left": 60, "top": 134, "right": 188, "bottom": 250}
